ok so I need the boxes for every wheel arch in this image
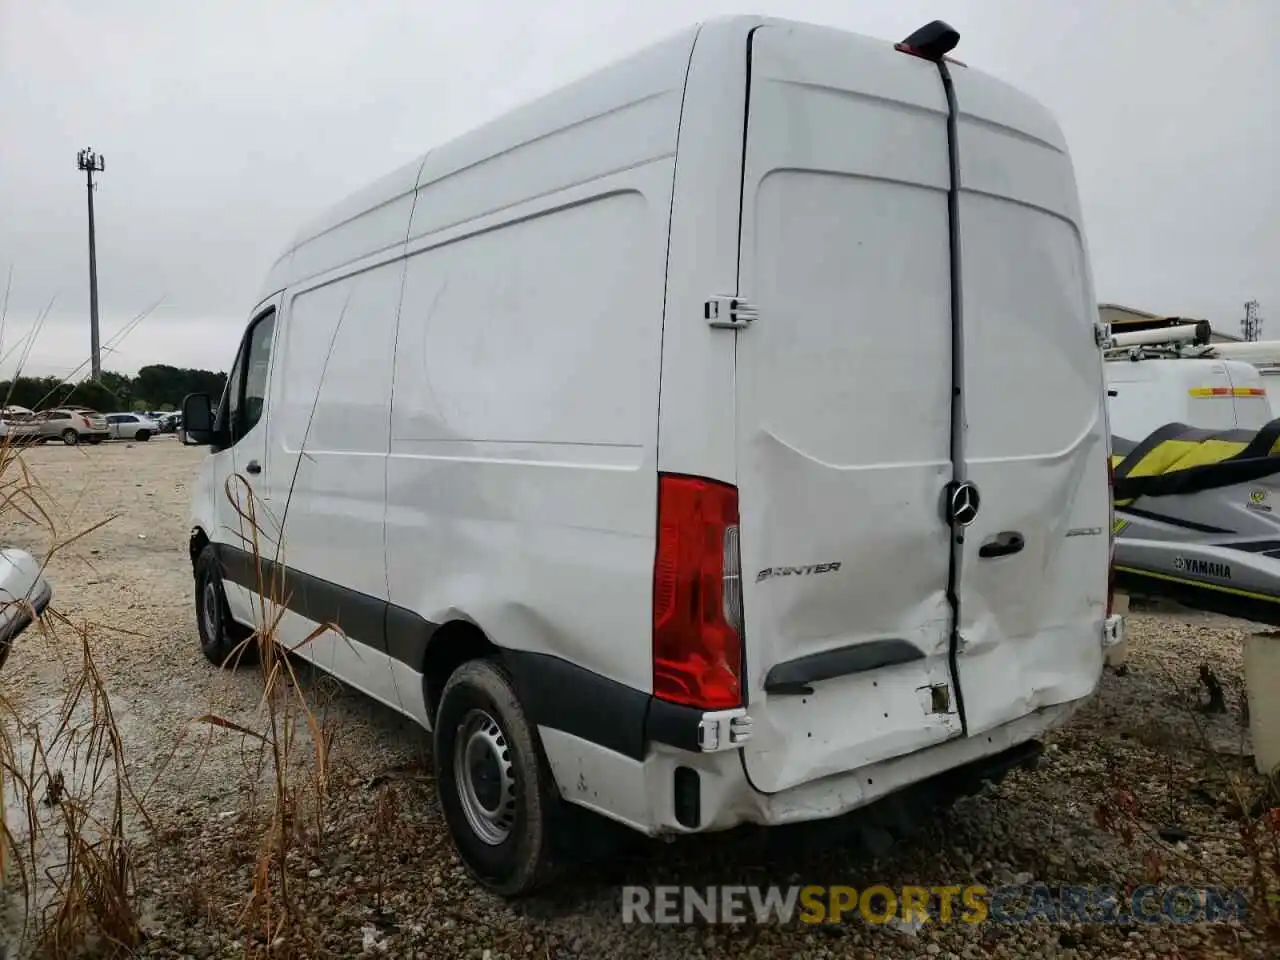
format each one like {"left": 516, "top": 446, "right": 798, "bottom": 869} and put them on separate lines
{"left": 189, "top": 526, "right": 211, "bottom": 573}
{"left": 420, "top": 618, "right": 501, "bottom": 724}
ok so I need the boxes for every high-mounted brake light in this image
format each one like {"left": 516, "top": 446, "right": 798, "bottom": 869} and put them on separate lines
{"left": 653, "top": 474, "right": 744, "bottom": 710}
{"left": 895, "top": 20, "right": 962, "bottom": 64}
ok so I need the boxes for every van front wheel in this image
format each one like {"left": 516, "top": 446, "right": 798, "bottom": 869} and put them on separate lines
{"left": 194, "top": 545, "right": 258, "bottom": 668}
{"left": 434, "top": 659, "right": 557, "bottom": 896}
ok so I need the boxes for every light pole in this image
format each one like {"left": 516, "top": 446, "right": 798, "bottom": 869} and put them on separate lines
{"left": 77, "top": 147, "right": 105, "bottom": 380}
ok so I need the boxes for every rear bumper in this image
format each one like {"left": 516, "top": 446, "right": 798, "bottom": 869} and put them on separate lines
{"left": 638, "top": 699, "right": 1080, "bottom": 834}
{"left": 527, "top": 642, "right": 1087, "bottom": 837}
{"left": 503, "top": 650, "right": 727, "bottom": 762}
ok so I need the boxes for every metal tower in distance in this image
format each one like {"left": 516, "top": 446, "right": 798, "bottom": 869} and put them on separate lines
{"left": 77, "top": 147, "right": 105, "bottom": 380}
{"left": 1242, "top": 300, "right": 1262, "bottom": 342}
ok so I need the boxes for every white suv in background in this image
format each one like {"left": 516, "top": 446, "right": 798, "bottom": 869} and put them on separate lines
{"left": 105, "top": 413, "right": 160, "bottom": 442}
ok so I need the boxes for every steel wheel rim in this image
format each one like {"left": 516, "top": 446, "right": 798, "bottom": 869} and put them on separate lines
{"left": 453, "top": 708, "right": 517, "bottom": 846}
{"left": 201, "top": 580, "right": 221, "bottom": 643}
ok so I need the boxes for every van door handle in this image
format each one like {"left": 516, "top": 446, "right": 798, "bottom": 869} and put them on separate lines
{"left": 245, "top": 460, "right": 262, "bottom": 475}
{"left": 979, "top": 531, "right": 1024, "bottom": 559}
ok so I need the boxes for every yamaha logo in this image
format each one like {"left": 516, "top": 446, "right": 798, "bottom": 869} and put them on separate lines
{"left": 947, "top": 481, "right": 981, "bottom": 527}
{"left": 1174, "top": 556, "right": 1232, "bottom": 579}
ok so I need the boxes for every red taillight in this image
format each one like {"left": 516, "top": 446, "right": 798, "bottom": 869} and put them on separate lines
{"left": 652, "top": 473, "right": 743, "bottom": 710}
{"left": 79, "top": 416, "right": 91, "bottom": 429}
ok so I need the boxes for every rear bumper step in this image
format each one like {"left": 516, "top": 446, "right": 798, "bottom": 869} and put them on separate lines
{"left": 934, "top": 737, "right": 1044, "bottom": 792}
{"left": 733, "top": 739, "right": 1046, "bottom": 853}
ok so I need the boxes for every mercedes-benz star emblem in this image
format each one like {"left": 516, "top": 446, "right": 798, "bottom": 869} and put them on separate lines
{"left": 948, "top": 481, "right": 981, "bottom": 527}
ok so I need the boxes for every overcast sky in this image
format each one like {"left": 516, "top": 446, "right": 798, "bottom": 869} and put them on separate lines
{"left": 1, "top": 0, "right": 1275, "bottom": 378}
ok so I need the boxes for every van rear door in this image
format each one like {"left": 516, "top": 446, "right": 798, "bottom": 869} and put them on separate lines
{"left": 731, "top": 25, "right": 961, "bottom": 794}
{"left": 946, "top": 66, "right": 1110, "bottom": 737}
{"left": 731, "top": 24, "right": 1109, "bottom": 794}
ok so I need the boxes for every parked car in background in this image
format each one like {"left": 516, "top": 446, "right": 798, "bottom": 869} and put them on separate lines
{"left": 132, "top": 411, "right": 177, "bottom": 433}
{"left": 0, "top": 414, "right": 40, "bottom": 445}
{"left": 22, "top": 409, "right": 107, "bottom": 448}
{"left": 25, "top": 409, "right": 110, "bottom": 445}
{"left": 104, "top": 413, "right": 160, "bottom": 441}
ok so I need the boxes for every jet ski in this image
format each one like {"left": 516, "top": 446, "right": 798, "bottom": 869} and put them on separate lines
{"left": 1111, "top": 418, "right": 1280, "bottom": 624}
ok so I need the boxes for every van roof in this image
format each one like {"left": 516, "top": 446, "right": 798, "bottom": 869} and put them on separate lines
{"left": 260, "top": 19, "right": 714, "bottom": 295}
{"left": 259, "top": 15, "right": 1065, "bottom": 298}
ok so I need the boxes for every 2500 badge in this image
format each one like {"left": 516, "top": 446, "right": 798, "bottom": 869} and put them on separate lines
{"left": 756, "top": 562, "right": 842, "bottom": 584}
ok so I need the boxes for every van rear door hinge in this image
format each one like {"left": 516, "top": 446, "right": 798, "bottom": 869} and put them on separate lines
{"left": 705, "top": 295, "right": 758, "bottom": 330}
{"left": 1094, "top": 322, "right": 1112, "bottom": 349}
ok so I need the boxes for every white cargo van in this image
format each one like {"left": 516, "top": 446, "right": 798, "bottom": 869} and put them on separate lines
{"left": 1106, "top": 356, "right": 1271, "bottom": 441}
{"left": 182, "top": 16, "right": 1120, "bottom": 894}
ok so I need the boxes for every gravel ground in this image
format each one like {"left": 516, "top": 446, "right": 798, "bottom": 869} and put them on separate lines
{"left": 0, "top": 438, "right": 1276, "bottom": 959}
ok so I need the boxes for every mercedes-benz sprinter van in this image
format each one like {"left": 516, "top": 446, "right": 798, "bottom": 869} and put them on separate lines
{"left": 182, "top": 16, "right": 1121, "bottom": 895}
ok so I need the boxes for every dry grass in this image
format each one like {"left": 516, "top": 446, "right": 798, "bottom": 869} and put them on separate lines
{"left": 0, "top": 288, "right": 160, "bottom": 957}
{"left": 0, "top": 281, "right": 368, "bottom": 956}
{"left": 193, "top": 472, "right": 341, "bottom": 957}
{"left": 1090, "top": 644, "right": 1280, "bottom": 936}
{"left": 0, "top": 442, "right": 147, "bottom": 958}
{"left": 0, "top": 435, "right": 345, "bottom": 958}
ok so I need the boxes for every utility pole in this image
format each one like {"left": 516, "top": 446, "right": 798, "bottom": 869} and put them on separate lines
{"left": 77, "top": 147, "right": 105, "bottom": 380}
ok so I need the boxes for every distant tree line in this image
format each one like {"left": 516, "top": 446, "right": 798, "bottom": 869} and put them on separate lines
{"left": 0, "top": 365, "right": 227, "bottom": 414}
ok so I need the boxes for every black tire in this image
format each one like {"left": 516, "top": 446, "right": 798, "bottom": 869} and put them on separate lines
{"left": 194, "top": 545, "right": 257, "bottom": 667}
{"left": 60, "top": 429, "right": 78, "bottom": 446}
{"left": 434, "top": 659, "right": 559, "bottom": 896}
{"left": 135, "top": 431, "right": 150, "bottom": 442}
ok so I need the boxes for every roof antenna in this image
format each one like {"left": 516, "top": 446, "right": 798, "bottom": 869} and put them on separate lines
{"left": 895, "top": 21, "right": 960, "bottom": 62}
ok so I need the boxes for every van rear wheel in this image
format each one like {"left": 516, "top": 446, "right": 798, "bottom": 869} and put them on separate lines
{"left": 135, "top": 431, "right": 150, "bottom": 442}
{"left": 60, "top": 429, "right": 78, "bottom": 446}
{"left": 434, "top": 659, "right": 558, "bottom": 896}
{"left": 194, "top": 545, "right": 258, "bottom": 667}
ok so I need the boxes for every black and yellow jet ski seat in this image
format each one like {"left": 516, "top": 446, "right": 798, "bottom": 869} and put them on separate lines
{"left": 1112, "top": 419, "right": 1280, "bottom": 508}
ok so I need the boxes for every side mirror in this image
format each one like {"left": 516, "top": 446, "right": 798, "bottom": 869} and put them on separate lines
{"left": 181, "top": 393, "right": 217, "bottom": 446}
